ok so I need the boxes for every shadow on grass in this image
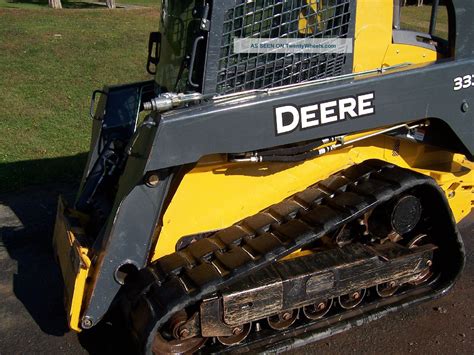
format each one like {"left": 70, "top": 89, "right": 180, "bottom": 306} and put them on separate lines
{"left": 0, "top": 153, "right": 87, "bottom": 194}
{"left": 0, "top": 154, "right": 86, "bottom": 336}
{"left": 4, "top": 0, "right": 109, "bottom": 9}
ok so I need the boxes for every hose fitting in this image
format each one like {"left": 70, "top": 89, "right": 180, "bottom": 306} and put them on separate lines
{"left": 143, "top": 92, "right": 203, "bottom": 112}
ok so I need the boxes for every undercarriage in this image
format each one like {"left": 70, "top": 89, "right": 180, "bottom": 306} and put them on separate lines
{"left": 125, "top": 160, "right": 464, "bottom": 354}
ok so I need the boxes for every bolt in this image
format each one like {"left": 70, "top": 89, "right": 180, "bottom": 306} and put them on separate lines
{"left": 232, "top": 327, "right": 243, "bottom": 336}
{"left": 179, "top": 328, "right": 190, "bottom": 339}
{"left": 282, "top": 312, "right": 292, "bottom": 321}
{"left": 317, "top": 302, "right": 326, "bottom": 311}
{"left": 448, "top": 191, "right": 455, "bottom": 198}
{"left": 461, "top": 101, "right": 469, "bottom": 113}
{"left": 352, "top": 292, "right": 360, "bottom": 300}
{"left": 146, "top": 174, "right": 160, "bottom": 187}
{"left": 82, "top": 317, "right": 93, "bottom": 329}
{"left": 389, "top": 281, "right": 397, "bottom": 288}
{"left": 426, "top": 260, "right": 433, "bottom": 267}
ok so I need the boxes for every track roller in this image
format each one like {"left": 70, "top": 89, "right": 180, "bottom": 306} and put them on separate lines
{"left": 267, "top": 309, "right": 299, "bottom": 330}
{"left": 376, "top": 281, "right": 400, "bottom": 298}
{"left": 303, "top": 299, "right": 333, "bottom": 320}
{"left": 217, "top": 323, "right": 252, "bottom": 346}
{"left": 338, "top": 289, "right": 366, "bottom": 309}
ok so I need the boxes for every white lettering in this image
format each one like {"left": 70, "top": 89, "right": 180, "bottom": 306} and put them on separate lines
{"left": 358, "top": 93, "right": 375, "bottom": 116}
{"left": 275, "top": 106, "right": 300, "bottom": 134}
{"left": 320, "top": 101, "right": 338, "bottom": 124}
{"left": 274, "top": 92, "right": 375, "bottom": 134}
{"left": 338, "top": 97, "right": 357, "bottom": 120}
{"left": 301, "top": 104, "right": 319, "bottom": 128}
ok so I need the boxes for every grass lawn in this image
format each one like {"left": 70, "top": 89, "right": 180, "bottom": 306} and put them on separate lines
{"left": 401, "top": 4, "right": 448, "bottom": 39}
{"left": 0, "top": 0, "right": 157, "bottom": 9}
{"left": 0, "top": 5, "right": 158, "bottom": 191}
{"left": 0, "top": 4, "right": 449, "bottom": 192}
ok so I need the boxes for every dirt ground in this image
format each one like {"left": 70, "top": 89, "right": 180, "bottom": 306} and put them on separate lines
{"left": 0, "top": 184, "right": 472, "bottom": 354}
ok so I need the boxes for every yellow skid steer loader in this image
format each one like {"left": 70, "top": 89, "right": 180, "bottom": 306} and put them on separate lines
{"left": 53, "top": 0, "right": 473, "bottom": 353}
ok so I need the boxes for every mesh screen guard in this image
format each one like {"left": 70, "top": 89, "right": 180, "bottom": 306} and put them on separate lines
{"left": 203, "top": 0, "right": 356, "bottom": 95}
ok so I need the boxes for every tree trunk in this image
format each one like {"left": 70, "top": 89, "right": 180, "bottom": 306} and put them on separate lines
{"left": 417, "top": 0, "right": 424, "bottom": 6}
{"left": 48, "top": 0, "right": 62, "bottom": 9}
{"left": 106, "top": 0, "right": 116, "bottom": 9}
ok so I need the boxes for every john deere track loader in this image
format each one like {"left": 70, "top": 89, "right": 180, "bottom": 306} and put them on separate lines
{"left": 53, "top": 0, "right": 473, "bottom": 353}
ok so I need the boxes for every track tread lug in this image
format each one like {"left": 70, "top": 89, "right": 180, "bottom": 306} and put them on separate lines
{"left": 185, "top": 262, "right": 223, "bottom": 288}
{"left": 340, "top": 163, "right": 378, "bottom": 181}
{"left": 272, "top": 219, "right": 317, "bottom": 244}
{"left": 301, "top": 205, "right": 348, "bottom": 228}
{"left": 268, "top": 200, "right": 303, "bottom": 221}
{"left": 245, "top": 232, "right": 286, "bottom": 257}
{"left": 328, "top": 191, "right": 373, "bottom": 214}
{"left": 156, "top": 252, "right": 195, "bottom": 276}
{"left": 215, "top": 225, "right": 249, "bottom": 247}
{"left": 350, "top": 178, "right": 396, "bottom": 198}
{"left": 215, "top": 246, "right": 255, "bottom": 270}
{"left": 241, "top": 212, "right": 279, "bottom": 235}
{"left": 318, "top": 175, "right": 351, "bottom": 193}
{"left": 188, "top": 238, "right": 223, "bottom": 261}
{"left": 294, "top": 187, "right": 327, "bottom": 208}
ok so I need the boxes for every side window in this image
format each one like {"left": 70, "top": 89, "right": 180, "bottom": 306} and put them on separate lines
{"left": 395, "top": 0, "right": 449, "bottom": 41}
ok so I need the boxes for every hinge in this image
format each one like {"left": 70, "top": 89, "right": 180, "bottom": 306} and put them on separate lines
{"left": 194, "top": 2, "right": 211, "bottom": 32}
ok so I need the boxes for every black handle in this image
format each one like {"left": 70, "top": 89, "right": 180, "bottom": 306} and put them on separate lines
{"left": 188, "top": 36, "right": 205, "bottom": 88}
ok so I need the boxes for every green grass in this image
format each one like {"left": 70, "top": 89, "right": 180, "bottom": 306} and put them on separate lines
{"left": 0, "top": 0, "right": 157, "bottom": 9}
{"left": 401, "top": 5, "right": 448, "bottom": 39}
{"left": 0, "top": 7, "right": 158, "bottom": 191}
{"left": 0, "top": 4, "right": 449, "bottom": 192}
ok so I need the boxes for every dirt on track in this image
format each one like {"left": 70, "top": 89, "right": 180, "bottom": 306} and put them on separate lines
{"left": 0, "top": 184, "right": 472, "bottom": 354}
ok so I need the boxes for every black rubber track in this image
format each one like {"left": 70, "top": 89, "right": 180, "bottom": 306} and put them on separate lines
{"left": 123, "top": 159, "right": 465, "bottom": 354}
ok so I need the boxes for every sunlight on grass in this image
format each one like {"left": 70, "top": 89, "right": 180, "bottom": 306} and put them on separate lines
{"left": 0, "top": 7, "right": 158, "bottom": 190}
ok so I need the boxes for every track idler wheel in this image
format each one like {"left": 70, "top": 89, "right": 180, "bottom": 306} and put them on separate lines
{"left": 267, "top": 309, "right": 299, "bottom": 330}
{"left": 152, "top": 311, "right": 207, "bottom": 354}
{"left": 217, "top": 323, "right": 252, "bottom": 346}
{"left": 303, "top": 299, "right": 333, "bottom": 320}
{"left": 338, "top": 289, "right": 366, "bottom": 309}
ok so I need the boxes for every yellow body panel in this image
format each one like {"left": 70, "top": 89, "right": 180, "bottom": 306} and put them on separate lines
{"left": 151, "top": 135, "right": 473, "bottom": 261}
{"left": 52, "top": 198, "right": 91, "bottom": 332}
{"left": 353, "top": 0, "right": 438, "bottom": 72}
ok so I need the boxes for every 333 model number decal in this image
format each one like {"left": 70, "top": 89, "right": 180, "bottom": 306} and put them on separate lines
{"left": 453, "top": 74, "right": 474, "bottom": 91}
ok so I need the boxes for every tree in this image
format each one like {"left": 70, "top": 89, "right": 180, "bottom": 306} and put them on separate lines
{"left": 106, "top": 0, "right": 116, "bottom": 9}
{"left": 49, "top": 0, "right": 62, "bottom": 9}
